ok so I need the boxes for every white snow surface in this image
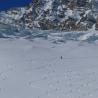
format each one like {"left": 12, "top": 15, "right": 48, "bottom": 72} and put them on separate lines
{"left": 0, "top": 38, "right": 98, "bottom": 98}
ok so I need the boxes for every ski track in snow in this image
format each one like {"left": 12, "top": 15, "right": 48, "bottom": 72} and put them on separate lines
{"left": 0, "top": 38, "right": 98, "bottom": 98}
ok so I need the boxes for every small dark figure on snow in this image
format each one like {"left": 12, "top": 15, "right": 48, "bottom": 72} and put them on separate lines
{"left": 60, "top": 56, "right": 63, "bottom": 60}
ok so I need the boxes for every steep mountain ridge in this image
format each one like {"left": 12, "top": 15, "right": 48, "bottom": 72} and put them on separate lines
{"left": 0, "top": 0, "right": 98, "bottom": 31}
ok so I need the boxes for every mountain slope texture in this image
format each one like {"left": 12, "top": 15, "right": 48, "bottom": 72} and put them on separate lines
{"left": 0, "top": 0, "right": 98, "bottom": 31}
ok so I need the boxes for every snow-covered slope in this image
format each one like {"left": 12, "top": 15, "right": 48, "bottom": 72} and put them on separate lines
{"left": 0, "top": 1, "right": 98, "bottom": 97}
{"left": 0, "top": 23, "right": 98, "bottom": 43}
{"left": 0, "top": 38, "right": 98, "bottom": 98}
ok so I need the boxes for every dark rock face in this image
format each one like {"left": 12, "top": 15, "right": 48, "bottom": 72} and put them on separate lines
{"left": 0, "top": 0, "right": 98, "bottom": 31}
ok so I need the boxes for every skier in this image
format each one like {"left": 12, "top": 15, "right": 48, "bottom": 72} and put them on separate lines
{"left": 0, "top": 0, "right": 32, "bottom": 11}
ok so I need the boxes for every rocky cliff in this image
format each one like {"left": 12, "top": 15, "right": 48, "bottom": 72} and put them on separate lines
{"left": 0, "top": 0, "right": 98, "bottom": 31}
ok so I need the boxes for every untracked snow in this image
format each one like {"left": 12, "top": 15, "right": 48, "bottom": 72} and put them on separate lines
{"left": 0, "top": 38, "right": 98, "bottom": 98}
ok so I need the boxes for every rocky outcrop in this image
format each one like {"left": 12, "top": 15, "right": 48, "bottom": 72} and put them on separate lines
{"left": 0, "top": 0, "right": 98, "bottom": 31}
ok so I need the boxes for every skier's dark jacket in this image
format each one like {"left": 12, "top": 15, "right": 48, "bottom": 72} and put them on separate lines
{"left": 0, "top": 0, "right": 32, "bottom": 11}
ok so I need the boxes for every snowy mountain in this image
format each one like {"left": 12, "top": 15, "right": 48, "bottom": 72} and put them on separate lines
{"left": 0, "top": 1, "right": 98, "bottom": 98}
{"left": 0, "top": 0, "right": 98, "bottom": 31}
